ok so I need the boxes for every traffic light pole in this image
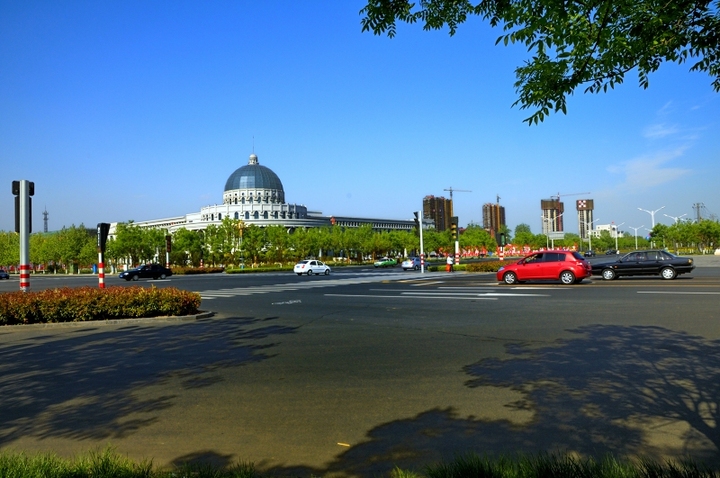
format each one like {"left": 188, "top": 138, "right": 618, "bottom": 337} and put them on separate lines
{"left": 97, "top": 223, "right": 110, "bottom": 289}
{"left": 16, "top": 180, "right": 32, "bottom": 292}
{"left": 418, "top": 210, "right": 425, "bottom": 274}
{"left": 451, "top": 216, "right": 459, "bottom": 265}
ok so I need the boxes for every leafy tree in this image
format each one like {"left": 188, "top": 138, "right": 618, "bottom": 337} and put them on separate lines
{"left": 288, "top": 227, "right": 312, "bottom": 261}
{"left": 513, "top": 230, "right": 535, "bottom": 247}
{"left": 0, "top": 232, "right": 20, "bottom": 267}
{"left": 422, "top": 229, "right": 451, "bottom": 255}
{"left": 241, "top": 225, "right": 266, "bottom": 265}
{"left": 460, "top": 224, "right": 495, "bottom": 249}
{"left": 696, "top": 219, "right": 720, "bottom": 251}
{"left": 265, "top": 225, "right": 289, "bottom": 264}
{"left": 560, "top": 232, "right": 582, "bottom": 249}
{"left": 57, "top": 225, "right": 94, "bottom": 273}
{"left": 171, "top": 228, "right": 204, "bottom": 266}
{"left": 355, "top": 224, "right": 377, "bottom": 259}
{"left": 650, "top": 223, "right": 670, "bottom": 248}
{"left": 515, "top": 223, "right": 532, "bottom": 235}
{"left": 328, "top": 226, "right": 357, "bottom": 260}
{"left": 361, "top": 0, "right": 720, "bottom": 124}
{"left": 110, "top": 222, "right": 168, "bottom": 266}
{"left": 30, "top": 233, "right": 55, "bottom": 270}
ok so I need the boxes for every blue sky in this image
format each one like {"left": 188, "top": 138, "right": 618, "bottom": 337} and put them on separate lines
{"left": 2, "top": 1, "right": 718, "bottom": 236}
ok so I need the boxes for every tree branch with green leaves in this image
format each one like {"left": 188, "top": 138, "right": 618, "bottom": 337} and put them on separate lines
{"left": 360, "top": 0, "right": 720, "bottom": 124}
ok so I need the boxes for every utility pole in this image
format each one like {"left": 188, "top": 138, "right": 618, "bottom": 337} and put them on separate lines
{"left": 693, "top": 203, "right": 704, "bottom": 222}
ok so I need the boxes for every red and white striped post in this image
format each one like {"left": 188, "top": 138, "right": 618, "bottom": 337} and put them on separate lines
{"left": 97, "top": 223, "right": 111, "bottom": 289}
{"left": 19, "top": 264, "right": 31, "bottom": 292}
{"left": 98, "top": 252, "right": 105, "bottom": 289}
{"left": 13, "top": 180, "right": 34, "bottom": 292}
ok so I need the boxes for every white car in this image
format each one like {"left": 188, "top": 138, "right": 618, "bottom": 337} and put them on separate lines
{"left": 294, "top": 260, "right": 331, "bottom": 276}
{"left": 401, "top": 257, "right": 422, "bottom": 271}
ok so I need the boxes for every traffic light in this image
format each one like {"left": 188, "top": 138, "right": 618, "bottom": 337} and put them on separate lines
{"left": 413, "top": 211, "right": 420, "bottom": 235}
{"left": 165, "top": 234, "right": 172, "bottom": 253}
{"left": 497, "top": 232, "right": 506, "bottom": 247}
{"left": 450, "top": 216, "right": 458, "bottom": 241}
{"left": 97, "top": 223, "right": 111, "bottom": 252}
{"left": 13, "top": 180, "right": 34, "bottom": 233}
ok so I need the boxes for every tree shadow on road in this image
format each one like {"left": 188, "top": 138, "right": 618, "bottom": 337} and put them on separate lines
{"left": 256, "top": 324, "right": 720, "bottom": 477}
{"left": 0, "top": 316, "right": 296, "bottom": 445}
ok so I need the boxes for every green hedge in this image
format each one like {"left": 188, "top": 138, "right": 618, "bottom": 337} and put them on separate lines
{"left": 465, "top": 260, "right": 506, "bottom": 272}
{"left": 0, "top": 286, "right": 201, "bottom": 326}
{"left": 426, "top": 261, "right": 505, "bottom": 273}
{"left": 226, "top": 265, "right": 292, "bottom": 274}
{"left": 171, "top": 266, "right": 225, "bottom": 275}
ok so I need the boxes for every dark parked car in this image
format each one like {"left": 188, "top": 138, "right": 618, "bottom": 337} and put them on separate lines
{"left": 0, "top": 270, "right": 9, "bottom": 280}
{"left": 591, "top": 250, "right": 694, "bottom": 280}
{"left": 583, "top": 250, "right": 596, "bottom": 257}
{"left": 119, "top": 264, "right": 173, "bottom": 281}
{"left": 605, "top": 249, "right": 619, "bottom": 255}
{"left": 496, "top": 250, "right": 591, "bottom": 285}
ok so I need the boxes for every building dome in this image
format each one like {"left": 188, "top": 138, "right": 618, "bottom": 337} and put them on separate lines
{"left": 224, "top": 153, "right": 285, "bottom": 193}
{"left": 223, "top": 153, "right": 286, "bottom": 205}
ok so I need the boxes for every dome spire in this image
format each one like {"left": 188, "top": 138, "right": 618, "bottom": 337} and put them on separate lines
{"left": 248, "top": 153, "right": 258, "bottom": 165}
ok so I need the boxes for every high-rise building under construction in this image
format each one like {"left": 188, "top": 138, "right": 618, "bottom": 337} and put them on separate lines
{"left": 423, "top": 195, "right": 452, "bottom": 231}
{"left": 482, "top": 202, "right": 506, "bottom": 235}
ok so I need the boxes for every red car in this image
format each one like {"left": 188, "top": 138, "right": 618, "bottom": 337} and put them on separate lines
{"left": 496, "top": 250, "right": 591, "bottom": 285}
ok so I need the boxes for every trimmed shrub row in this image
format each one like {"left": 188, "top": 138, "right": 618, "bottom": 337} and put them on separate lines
{"left": 0, "top": 286, "right": 201, "bottom": 326}
{"left": 171, "top": 266, "right": 225, "bottom": 275}
{"left": 425, "top": 261, "right": 505, "bottom": 273}
{"left": 465, "top": 260, "right": 506, "bottom": 272}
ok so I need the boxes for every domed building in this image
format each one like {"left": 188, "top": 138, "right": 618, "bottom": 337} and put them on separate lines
{"left": 198, "top": 153, "right": 310, "bottom": 224}
{"left": 111, "top": 152, "right": 415, "bottom": 235}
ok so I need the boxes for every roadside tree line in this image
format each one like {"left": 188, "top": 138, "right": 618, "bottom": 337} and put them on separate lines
{"left": 3, "top": 218, "right": 716, "bottom": 272}
{"left": 0, "top": 219, "right": 499, "bottom": 271}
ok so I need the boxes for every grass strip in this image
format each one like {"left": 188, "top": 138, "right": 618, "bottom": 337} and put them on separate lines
{"left": 0, "top": 449, "right": 718, "bottom": 478}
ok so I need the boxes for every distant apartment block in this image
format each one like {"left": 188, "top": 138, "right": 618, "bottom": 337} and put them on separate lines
{"left": 482, "top": 202, "right": 506, "bottom": 235}
{"left": 541, "top": 199, "right": 564, "bottom": 234}
{"left": 423, "top": 195, "right": 452, "bottom": 231}
{"left": 576, "top": 199, "right": 595, "bottom": 239}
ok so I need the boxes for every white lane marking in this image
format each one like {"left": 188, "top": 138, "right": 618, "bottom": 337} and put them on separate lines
{"left": 411, "top": 281, "right": 446, "bottom": 286}
{"left": 366, "top": 289, "right": 549, "bottom": 297}
{"left": 324, "top": 294, "right": 498, "bottom": 300}
{"left": 637, "top": 291, "right": 720, "bottom": 295}
{"left": 196, "top": 273, "right": 410, "bottom": 299}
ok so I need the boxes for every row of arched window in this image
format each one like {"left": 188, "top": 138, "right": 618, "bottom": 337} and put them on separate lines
{"left": 202, "top": 210, "right": 297, "bottom": 221}
{"left": 224, "top": 193, "right": 282, "bottom": 205}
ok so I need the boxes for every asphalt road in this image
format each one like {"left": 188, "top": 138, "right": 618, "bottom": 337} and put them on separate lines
{"left": 1, "top": 259, "right": 719, "bottom": 476}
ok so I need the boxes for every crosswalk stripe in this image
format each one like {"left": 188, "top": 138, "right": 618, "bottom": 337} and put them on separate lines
{"left": 196, "top": 273, "right": 410, "bottom": 299}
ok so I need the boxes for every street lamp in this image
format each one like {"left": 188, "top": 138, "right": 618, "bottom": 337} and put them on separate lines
{"left": 613, "top": 222, "right": 625, "bottom": 252}
{"left": 540, "top": 216, "right": 550, "bottom": 248}
{"left": 586, "top": 218, "right": 600, "bottom": 252}
{"left": 628, "top": 225, "right": 644, "bottom": 250}
{"left": 541, "top": 213, "right": 564, "bottom": 249}
{"left": 638, "top": 206, "right": 665, "bottom": 228}
{"left": 663, "top": 213, "right": 687, "bottom": 223}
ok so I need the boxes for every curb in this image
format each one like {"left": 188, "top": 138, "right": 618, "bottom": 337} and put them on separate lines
{"left": 0, "top": 311, "right": 215, "bottom": 332}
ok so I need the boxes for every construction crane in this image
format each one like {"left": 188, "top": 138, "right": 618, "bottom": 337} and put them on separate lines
{"left": 443, "top": 187, "right": 472, "bottom": 201}
{"left": 550, "top": 191, "right": 590, "bottom": 201}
